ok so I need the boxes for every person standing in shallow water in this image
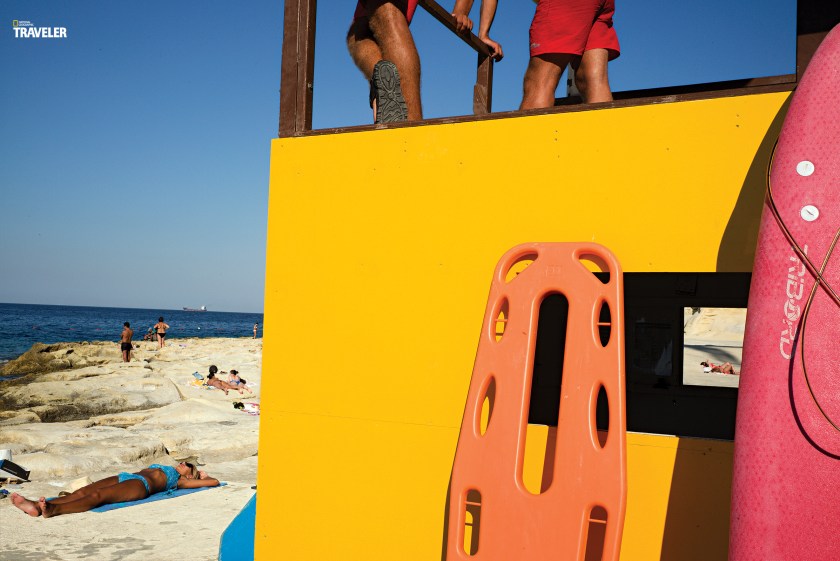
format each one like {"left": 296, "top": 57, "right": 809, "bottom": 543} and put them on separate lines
{"left": 120, "top": 322, "right": 133, "bottom": 362}
{"left": 154, "top": 316, "right": 169, "bottom": 349}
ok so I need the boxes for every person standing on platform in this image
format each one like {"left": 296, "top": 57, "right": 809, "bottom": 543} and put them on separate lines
{"left": 347, "top": 0, "right": 503, "bottom": 124}
{"left": 120, "top": 322, "right": 133, "bottom": 363}
{"left": 154, "top": 317, "right": 170, "bottom": 349}
{"left": 520, "top": 0, "right": 620, "bottom": 109}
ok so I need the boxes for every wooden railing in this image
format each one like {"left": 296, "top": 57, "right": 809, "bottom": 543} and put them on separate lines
{"left": 279, "top": 0, "right": 496, "bottom": 137}
{"left": 278, "top": 0, "right": 838, "bottom": 138}
{"left": 416, "top": 0, "right": 495, "bottom": 116}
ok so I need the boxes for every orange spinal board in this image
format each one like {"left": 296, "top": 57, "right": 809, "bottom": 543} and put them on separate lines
{"left": 446, "top": 242, "right": 627, "bottom": 561}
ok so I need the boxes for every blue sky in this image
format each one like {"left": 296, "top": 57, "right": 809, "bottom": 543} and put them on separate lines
{"left": 0, "top": 1, "right": 796, "bottom": 312}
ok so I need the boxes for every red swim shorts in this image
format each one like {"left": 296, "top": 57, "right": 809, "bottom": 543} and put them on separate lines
{"left": 354, "top": 0, "right": 419, "bottom": 25}
{"left": 529, "top": 0, "right": 620, "bottom": 60}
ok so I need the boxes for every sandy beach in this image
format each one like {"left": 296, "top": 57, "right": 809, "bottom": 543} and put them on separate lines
{"left": 0, "top": 337, "right": 261, "bottom": 560}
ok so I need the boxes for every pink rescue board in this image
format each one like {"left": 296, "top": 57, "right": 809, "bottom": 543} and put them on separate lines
{"left": 729, "top": 25, "right": 840, "bottom": 561}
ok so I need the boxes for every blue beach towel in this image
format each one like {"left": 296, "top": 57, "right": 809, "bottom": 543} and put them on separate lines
{"left": 90, "top": 482, "right": 226, "bottom": 513}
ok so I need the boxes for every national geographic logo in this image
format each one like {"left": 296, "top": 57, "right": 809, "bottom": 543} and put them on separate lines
{"left": 12, "top": 19, "right": 68, "bottom": 39}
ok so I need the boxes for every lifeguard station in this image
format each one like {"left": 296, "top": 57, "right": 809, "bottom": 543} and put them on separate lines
{"left": 239, "top": 2, "right": 840, "bottom": 559}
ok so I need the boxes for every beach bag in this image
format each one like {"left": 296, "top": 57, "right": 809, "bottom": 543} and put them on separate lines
{"left": 0, "top": 459, "right": 30, "bottom": 481}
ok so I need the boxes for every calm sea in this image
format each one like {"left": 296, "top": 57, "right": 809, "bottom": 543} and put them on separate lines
{"left": 0, "top": 303, "right": 264, "bottom": 364}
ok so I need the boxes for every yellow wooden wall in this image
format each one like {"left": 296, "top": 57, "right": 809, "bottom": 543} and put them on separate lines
{"left": 257, "top": 92, "right": 789, "bottom": 560}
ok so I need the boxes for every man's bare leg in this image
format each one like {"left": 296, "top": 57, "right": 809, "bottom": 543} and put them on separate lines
{"left": 347, "top": 1, "right": 421, "bottom": 120}
{"left": 572, "top": 48, "right": 612, "bottom": 103}
{"left": 520, "top": 53, "right": 574, "bottom": 110}
{"left": 348, "top": 20, "right": 383, "bottom": 122}
{"left": 347, "top": 19, "right": 382, "bottom": 82}
{"left": 368, "top": 3, "right": 421, "bottom": 120}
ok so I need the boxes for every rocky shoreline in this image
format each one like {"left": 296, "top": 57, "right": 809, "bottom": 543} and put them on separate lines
{"left": 0, "top": 337, "right": 261, "bottom": 560}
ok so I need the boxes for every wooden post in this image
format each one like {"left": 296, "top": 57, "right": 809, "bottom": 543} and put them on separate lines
{"left": 474, "top": 54, "right": 493, "bottom": 115}
{"left": 419, "top": 0, "right": 494, "bottom": 116}
{"left": 279, "top": 0, "right": 317, "bottom": 137}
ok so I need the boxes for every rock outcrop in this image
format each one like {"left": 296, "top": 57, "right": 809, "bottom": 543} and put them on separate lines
{"left": 0, "top": 366, "right": 182, "bottom": 423}
{"left": 0, "top": 341, "right": 119, "bottom": 378}
{"left": 0, "top": 337, "right": 261, "bottom": 481}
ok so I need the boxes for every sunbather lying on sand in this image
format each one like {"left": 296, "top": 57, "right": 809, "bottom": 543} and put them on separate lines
{"left": 11, "top": 461, "right": 219, "bottom": 518}
{"left": 227, "top": 369, "right": 253, "bottom": 393}
{"left": 206, "top": 365, "right": 245, "bottom": 395}
{"left": 701, "top": 361, "right": 738, "bottom": 375}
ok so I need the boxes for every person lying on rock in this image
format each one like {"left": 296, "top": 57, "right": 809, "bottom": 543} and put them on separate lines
{"left": 227, "top": 369, "right": 254, "bottom": 394}
{"left": 10, "top": 461, "right": 219, "bottom": 518}
{"left": 700, "top": 360, "right": 738, "bottom": 375}
{"left": 206, "top": 364, "right": 245, "bottom": 395}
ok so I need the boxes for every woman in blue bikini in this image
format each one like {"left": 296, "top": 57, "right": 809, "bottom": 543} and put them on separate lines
{"left": 10, "top": 461, "right": 219, "bottom": 518}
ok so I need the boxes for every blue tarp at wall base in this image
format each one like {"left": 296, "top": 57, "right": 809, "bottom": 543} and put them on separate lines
{"left": 219, "top": 493, "right": 256, "bottom": 561}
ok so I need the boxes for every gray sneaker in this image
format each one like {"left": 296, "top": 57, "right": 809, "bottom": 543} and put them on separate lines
{"left": 370, "top": 60, "right": 408, "bottom": 124}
